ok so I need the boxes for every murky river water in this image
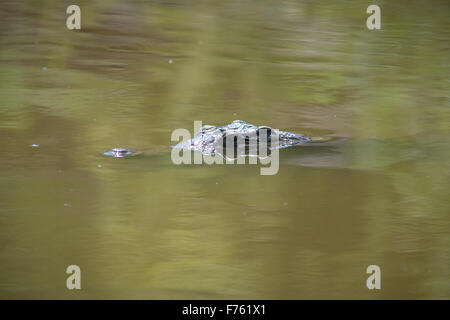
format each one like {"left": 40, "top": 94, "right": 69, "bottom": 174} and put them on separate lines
{"left": 0, "top": 0, "right": 449, "bottom": 299}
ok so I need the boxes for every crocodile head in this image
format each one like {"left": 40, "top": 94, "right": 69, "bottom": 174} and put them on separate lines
{"left": 173, "top": 120, "right": 310, "bottom": 158}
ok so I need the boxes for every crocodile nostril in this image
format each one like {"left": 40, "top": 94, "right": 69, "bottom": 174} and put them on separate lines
{"left": 104, "top": 148, "right": 133, "bottom": 157}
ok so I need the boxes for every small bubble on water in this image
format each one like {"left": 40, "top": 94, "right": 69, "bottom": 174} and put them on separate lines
{"left": 168, "top": 59, "right": 173, "bottom": 64}
{"left": 97, "top": 164, "right": 103, "bottom": 168}
{"left": 42, "top": 66, "right": 47, "bottom": 71}
{"left": 215, "top": 182, "right": 219, "bottom": 185}
{"left": 233, "top": 113, "right": 237, "bottom": 116}
{"left": 64, "top": 203, "right": 71, "bottom": 207}
{"left": 31, "top": 144, "right": 39, "bottom": 147}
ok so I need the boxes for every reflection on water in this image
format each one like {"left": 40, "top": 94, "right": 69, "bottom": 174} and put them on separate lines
{"left": 0, "top": 0, "right": 449, "bottom": 299}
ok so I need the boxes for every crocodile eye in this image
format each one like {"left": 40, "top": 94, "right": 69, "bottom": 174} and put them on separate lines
{"left": 257, "top": 126, "right": 273, "bottom": 138}
{"left": 201, "top": 125, "right": 216, "bottom": 133}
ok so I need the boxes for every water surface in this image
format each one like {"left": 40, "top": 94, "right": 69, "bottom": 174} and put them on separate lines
{"left": 0, "top": 0, "right": 449, "bottom": 299}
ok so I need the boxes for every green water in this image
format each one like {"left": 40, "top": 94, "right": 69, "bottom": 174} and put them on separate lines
{"left": 0, "top": 0, "right": 449, "bottom": 299}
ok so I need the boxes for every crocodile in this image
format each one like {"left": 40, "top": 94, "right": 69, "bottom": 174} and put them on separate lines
{"left": 172, "top": 120, "right": 310, "bottom": 159}
{"left": 104, "top": 120, "right": 312, "bottom": 159}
